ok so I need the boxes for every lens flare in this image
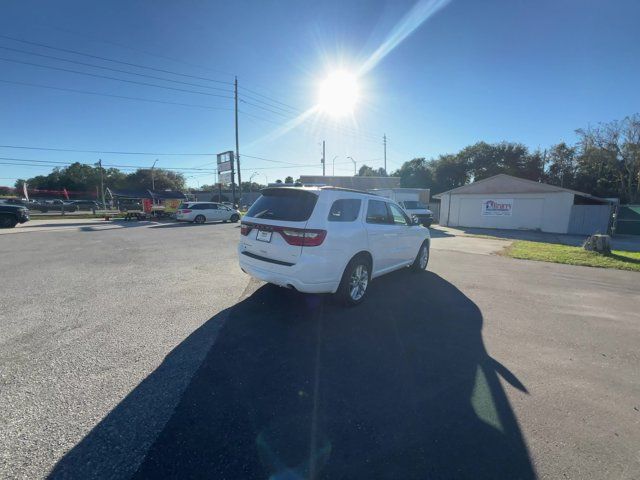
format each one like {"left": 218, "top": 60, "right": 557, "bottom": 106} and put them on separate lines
{"left": 358, "top": 0, "right": 453, "bottom": 75}
{"left": 318, "top": 71, "right": 359, "bottom": 117}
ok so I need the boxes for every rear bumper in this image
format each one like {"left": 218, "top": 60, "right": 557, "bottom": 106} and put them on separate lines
{"left": 238, "top": 249, "right": 340, "bottom": 294}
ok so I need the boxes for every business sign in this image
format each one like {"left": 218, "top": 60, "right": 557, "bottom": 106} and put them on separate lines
{"left": 481, "top": 199, "right": 513, "bottom": 216}
{"left": 217, "top": 151, "right": 234, "bottom": 173}
{"left": 219, "top": 171, "right": 232, "bottom": 185}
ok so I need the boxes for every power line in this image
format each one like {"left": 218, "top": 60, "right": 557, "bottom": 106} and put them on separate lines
{"left": 0, "top": 34, "right": 234, "bottom": 86}
{"left": 239, "top": 97, "right": 382, "bottom": 142}
{"left": 239, "top": 85, "right": 301, "bottom": 112}
{"left": 0, "top": 57, "right": 234, "bottom": 99}
{"left": 0, "top": 156, "right": 217, "bottom": 171}
{"left": 0, "top": 78, "right": 234, "bottom": 111}
{"left": 0, "top": 144, "right": 218, "bottom": 156}
{"left": 37, "top": 24, "right": 235, "bottom": 77}
{"left": 0, "top": 45, "right": 234, "bottom": 93}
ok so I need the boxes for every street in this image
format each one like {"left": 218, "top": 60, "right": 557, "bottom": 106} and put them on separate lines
{"left": 1, "top": 221, "right": 639, "bottom": 479}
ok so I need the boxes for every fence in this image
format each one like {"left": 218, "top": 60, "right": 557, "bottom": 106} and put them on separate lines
{"left": 615, "top": 205, "right": 640, "bottom": 235}
{"left": 567, "top": 204, "right": 613, "bottom": 235}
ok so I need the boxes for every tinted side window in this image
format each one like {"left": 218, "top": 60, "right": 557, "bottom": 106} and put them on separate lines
{"left": 191, "top": 204, "right": 205, "bottom": 210}
{"left": 389, "top": 203, "right": 410, "bottom": 225}
{"left": 366, "top": 200, "right": 391, "bottom": 224}
{"left": 328, "top": 199, "right": 361, "bottom": 222}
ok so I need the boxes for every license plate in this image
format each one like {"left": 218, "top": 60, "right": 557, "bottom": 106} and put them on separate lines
{"left": 256, "top": 230, "right": 272, "bottom": 242}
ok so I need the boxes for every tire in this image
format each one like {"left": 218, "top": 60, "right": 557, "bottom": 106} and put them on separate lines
{"left": 0, "top": 214, "right": 18, "bottom": 228}
{"left": 411, "top": 241, "right": 430, "bottom": 272}
{"left": 230, "top": 213, "right": 240, "bottom": 223}
{"left": 194, "top": 215, "right": 206, "bottom": 224}
{"left": 336, "top": 255, "right": 371, "bottom": 306}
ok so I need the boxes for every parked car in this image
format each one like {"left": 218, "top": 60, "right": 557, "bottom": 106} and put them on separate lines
{"left": 238, "top": 186, "right": 431, "bottom": 305}
{"left": 45, "top": 200, "right": 79, "bottom": 212}
{"left": 398, "top": 200, "right": 434, "bottom": 227}
{"left": 68, "top": 200, "right": 101, "bottom": 211}
{"left": 0, "top": 203, "right": 29, "bottom": 228}
{"left": 175, "top": 202, "right": 241, "bottom": 224}
{"left": 0, "top": 198, "right": 49, "bottom": 212}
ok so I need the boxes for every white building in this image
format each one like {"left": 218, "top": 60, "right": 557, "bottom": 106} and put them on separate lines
{"left": 434, "top": 174, "right": 612, "bottom": 234}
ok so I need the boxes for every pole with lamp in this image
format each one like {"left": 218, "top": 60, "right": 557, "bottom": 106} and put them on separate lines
{"left": 347, "top": 156, "right": 356, "bottom": 176}
{"left": 332, "top": 155, "right": 338, "bottom": 176}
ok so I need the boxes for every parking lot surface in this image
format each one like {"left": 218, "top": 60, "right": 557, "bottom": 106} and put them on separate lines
{"left": 1, "top": 222, "right": 639, "bottom": 479}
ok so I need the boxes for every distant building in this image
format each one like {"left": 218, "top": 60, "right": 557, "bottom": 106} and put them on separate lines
{"left": 434, "top": 174, "right": 612, "bottom": 234}
{"left": 299, "top": 175, "right": 399, "bottom": 190}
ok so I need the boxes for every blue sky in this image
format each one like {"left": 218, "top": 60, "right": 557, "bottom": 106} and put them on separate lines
{"left": 1, "top": 0, "right": 639, "bottom": 188}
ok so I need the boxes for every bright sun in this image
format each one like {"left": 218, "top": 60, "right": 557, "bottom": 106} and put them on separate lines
{"left": 318, "top": 71, "right": 359, "bottom": 117}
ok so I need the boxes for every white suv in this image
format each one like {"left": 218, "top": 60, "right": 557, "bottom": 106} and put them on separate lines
{"left": 176, "top": 202, "right": 240, "bottom": 224}
{"left": 238, "top": 186, "right": 431, "bottom": 305}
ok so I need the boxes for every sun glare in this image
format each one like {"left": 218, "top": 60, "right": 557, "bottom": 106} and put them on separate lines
{"left": 318, "top": 71, "right": 359, "bottom": 117}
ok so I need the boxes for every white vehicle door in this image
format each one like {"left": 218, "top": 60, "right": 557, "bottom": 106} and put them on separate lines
{"left": 206, "top": 203, "right": 224, "bottom": 221}
{"left": 387, "top": 202, "right": 416, "bottom": 265}
{"left": 219, "top": 205, "right": 232, "bottom": 220}
{"left": 364, "top": 199, "right": 396, "bottom": 274}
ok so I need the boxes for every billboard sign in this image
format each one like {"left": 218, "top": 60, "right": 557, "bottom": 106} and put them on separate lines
{"left": 481, "top": 199, "right": 513, "bottom": 216}
{"left": 219, "top": 171, "right": 232, "bottom": 185}
{"left": 217, "top": 151, "right": 234, "bottom": 173}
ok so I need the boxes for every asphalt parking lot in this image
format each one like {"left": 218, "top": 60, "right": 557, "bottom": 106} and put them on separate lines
{"left": 1, "top": 220, "right": 639, "bottom": 479}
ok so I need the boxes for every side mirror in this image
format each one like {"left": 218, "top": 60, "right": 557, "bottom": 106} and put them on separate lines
{"left": 412, "top": 216, "right": 420, "bottom": 225}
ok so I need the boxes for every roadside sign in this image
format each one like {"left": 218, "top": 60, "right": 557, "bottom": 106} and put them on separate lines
{"left": 219, "top": 171, "right": 232, "bottom": 184}
{"left": 481, "top": 199, "right": 513, "bottom": 216}
{"left": 217, "top": 151, "right": 234, "bottom": 173}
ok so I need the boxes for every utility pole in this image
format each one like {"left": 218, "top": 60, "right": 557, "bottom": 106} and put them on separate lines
{"left": 151, "top": 159, "right": 158, "bottom": 190}
{"left": 97, "top": 159, "right": 106, "bottom": 209}
{"left": 383, "top": 134, "right": 387, "bottom": 173}
{"left": 234, "top": 76, "right": 242, "bottom": 205}
{"left": 322, "top": 140, "right": 326, "bottom": 176}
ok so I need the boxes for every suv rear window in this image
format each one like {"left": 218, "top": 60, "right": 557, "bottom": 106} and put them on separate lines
{"left": 328, "top": 199, "right": 361, "bottom": 222}
{"left": 247, "top": 189, "right": 318, "bottom": 222}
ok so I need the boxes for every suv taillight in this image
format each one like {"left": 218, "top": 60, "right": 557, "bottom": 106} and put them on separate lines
{"left": 240, "top": 223, "right": 252, "bottom": 236}
{"left": 181, "top": 209, "right": 192, "bottom": 213}
{"left": 279, "top": 228, "right": 327, "bottom": 246}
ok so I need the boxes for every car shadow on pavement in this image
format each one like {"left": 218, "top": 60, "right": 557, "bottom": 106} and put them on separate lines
{"left": 427, "top": 226, "right": 455, "bottom": 238}
{"left": 50, "top": 271, "right": 536, "bottom": 480}
{"left": 149, "top": 221, "right": 234, "bottom": 228}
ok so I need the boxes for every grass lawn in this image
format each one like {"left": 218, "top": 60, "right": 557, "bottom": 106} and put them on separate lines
{"left": 503, "top": 240, "right": 640, "bottom": 272}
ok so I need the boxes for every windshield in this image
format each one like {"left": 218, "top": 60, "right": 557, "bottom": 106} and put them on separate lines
{"left": 246, "top": 189, "right": 318, "bottom": 221}
{"left": 402, "top": 201, "right": 427, "bottom": 209}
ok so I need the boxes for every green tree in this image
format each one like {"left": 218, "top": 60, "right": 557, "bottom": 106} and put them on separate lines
{"left": 124, "top": 168, "right": 186, "bottom": 191}
{"left": 394, "top": 158, "right": 433, "bottom": 188}
{"left": 284, "top": 176, "right": 294, "bottom": 183}
{"left": 431, "top": 154, "right": 469, "bottom": 193}
{"left": 357, "top": 164, "right": 376, "bottom": 176}
{"left": 575, "top": 115, "right": 640, "bottom": 202}
{"left": 545, "top": 143, "right": 576, "bottom": 187}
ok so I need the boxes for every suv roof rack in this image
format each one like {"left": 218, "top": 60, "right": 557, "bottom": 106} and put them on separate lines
{"left": 318, "top": 186, "right": 379, "bottom": 196}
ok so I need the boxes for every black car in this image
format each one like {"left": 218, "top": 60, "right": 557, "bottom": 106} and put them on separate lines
{"left": 2, "top": 198, "right": 51, "bottom": 212}
{"left": 0, "top": 203, "right": 30, "bottom": 228}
